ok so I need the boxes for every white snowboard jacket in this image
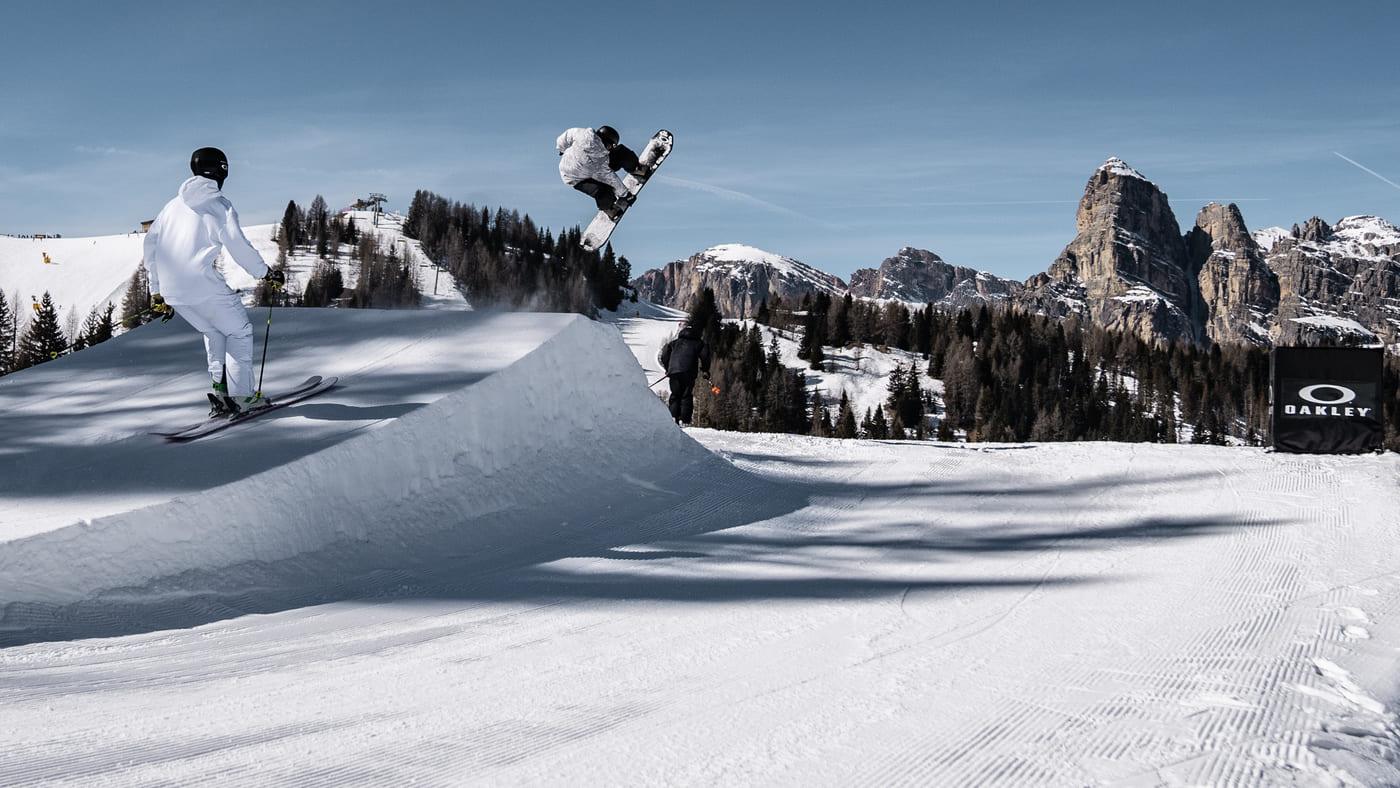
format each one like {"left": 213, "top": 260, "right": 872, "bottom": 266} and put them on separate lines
{"left": 557, "top": 127, "right": 626, "bottom": 193}
{"left": 142, "top": 176, "right": 269, "bottom": 305}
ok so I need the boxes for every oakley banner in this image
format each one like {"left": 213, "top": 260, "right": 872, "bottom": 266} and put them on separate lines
{"left": 1271, "top": 346, "right": 1384, "bottom": 454}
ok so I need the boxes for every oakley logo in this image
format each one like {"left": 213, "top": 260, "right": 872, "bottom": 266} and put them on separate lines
{"left": 1297, "top": 385, "right": 1357, "bottom": 405}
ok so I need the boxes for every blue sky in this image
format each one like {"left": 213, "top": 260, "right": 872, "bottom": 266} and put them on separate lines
{"left": 3, "top": 0, "right": 1397, "bottom": 282}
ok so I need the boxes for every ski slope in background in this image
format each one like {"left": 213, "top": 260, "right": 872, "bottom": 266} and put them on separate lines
{"left": 1, "top": 300, "right": 1398, "bottom": 785}
{"left": 0, "top": 210, "right": 466, "bottom": 331}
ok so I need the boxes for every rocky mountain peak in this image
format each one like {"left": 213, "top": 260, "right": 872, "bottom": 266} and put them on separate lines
{"left": 1018, "top": 157, "right": 1201, "bottom": 345}
{"left": 1191, "top": 202, "right": 1254, "bottom": 251}
{"left": 1295, "top": 217, "right": 1333, "bottom": 243}
{"left": 847, "top": 247, "right": 1020, "bottom": 307}
{"left": 1189, "top": 203, "right": 1278, "bottom": 346}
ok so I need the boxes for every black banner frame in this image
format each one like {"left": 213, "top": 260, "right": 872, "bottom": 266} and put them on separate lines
{"left": 1270, "top": 346, "right": 1384, "bottom": 454}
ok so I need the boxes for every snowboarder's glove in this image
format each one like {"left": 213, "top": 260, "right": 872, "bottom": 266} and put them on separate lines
{"left": 150, "top": 294, "right": 175, "bottom": 323}
{"left": 264, "top": 270, "right": 286, "bottom": 291}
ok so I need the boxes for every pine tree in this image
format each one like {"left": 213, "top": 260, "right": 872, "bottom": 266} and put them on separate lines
{"left": 120, "top": 267, "right": 152, "bottom": 328}
{"left": 864, "top": 406, "right": 889, "bottom": 439}
{"left": 0, "top": 289, "right": 14, "bottom": 375}
{"left": 19, "top": 292, "right": 67, "bottom": 368}
{"left": 936, "top": 417, "right": 955, "bottom": 442}
{"left": 830, "top": 293, "right": 853, "bottom": 348}
{"left": 809, "top": 389, "right": 829, "bottom": 437}
{"left": 688, "top": 287, "right": 721, "bottom": 336}
{"left": 303, "top": 260, "right": 344, "bottom": 307}
{"left": 835, "top": 391, "right": 858, "bottom": 439}
{"left": 886, "top": 361, "right": 924, "bottom": 430}
{"left": 73, "top": 303, "right": 115, "bottom": 351}
{"left": 279, "top": 200, "right": 304, "bottom": 255}
{"left": 308, "top": 195, "right": 330, "bottom": 258}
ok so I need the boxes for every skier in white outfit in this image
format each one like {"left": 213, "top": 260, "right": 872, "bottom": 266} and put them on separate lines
{"left": 557, "top": 126, "right": 645, "bottom": 218}
{"left": 142, "top": 147, "right": 286, "bottom": 415}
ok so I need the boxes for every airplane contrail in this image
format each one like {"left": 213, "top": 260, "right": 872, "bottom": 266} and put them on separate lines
{"left": 655, "top": 175, "right": 822, "bottom": 223}
{"left": 1333, "top": 152, "right": 1400, "bottom": 191}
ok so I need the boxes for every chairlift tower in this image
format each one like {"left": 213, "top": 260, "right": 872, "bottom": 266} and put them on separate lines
{"left": 368, "top": 193, "right": 387, "bottom": 227}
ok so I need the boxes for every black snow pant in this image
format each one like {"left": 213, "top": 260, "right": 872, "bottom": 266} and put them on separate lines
{"left": 573, "top": 179, "right": 620, "bottom": 211}
{"left": 668, "top": 371, "right": 698, "bottom": 424}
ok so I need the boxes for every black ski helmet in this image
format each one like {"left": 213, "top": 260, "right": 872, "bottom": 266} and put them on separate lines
{"left": 190, "top": 147, "right": 228, "bottom": 188}
{"left": 596, "top": 126, "right": 620, "bottom": 147}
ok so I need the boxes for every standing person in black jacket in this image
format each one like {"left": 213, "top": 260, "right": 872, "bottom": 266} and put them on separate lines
{"left": 658, "top": 321, "right": 710, "bottom": 426}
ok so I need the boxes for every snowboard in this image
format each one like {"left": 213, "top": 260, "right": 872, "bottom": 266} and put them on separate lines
{"left": 151, "top": 376, "right": 338, "bottom": 442}
{"left": 581, "top": 129, "right": 673, "bottom": 251}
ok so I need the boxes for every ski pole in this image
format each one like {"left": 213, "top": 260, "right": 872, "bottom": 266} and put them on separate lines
{"left": 119, "top": 306, "right": 157, "bottom": 326}
{"left": 648, "top": 373, "right": 670, "bottom": 388}
{"left": 255, "top": 299, "right": 272, "bottom": 398}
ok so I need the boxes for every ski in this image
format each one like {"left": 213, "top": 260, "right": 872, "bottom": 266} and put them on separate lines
{"left": 151, "top": 376, "right": 337, "bottom": 442}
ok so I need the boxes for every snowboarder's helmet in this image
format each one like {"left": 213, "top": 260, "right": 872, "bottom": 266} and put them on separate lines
{"left": 596, "top": 126, "right": 620, "bottom": 147}
{"left": 190, "top": 147, "right": 228, "bottom": 187}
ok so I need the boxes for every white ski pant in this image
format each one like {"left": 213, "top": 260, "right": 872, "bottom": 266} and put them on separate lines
{"left": 174, "top": 293, "right": 257, "bottom": 397}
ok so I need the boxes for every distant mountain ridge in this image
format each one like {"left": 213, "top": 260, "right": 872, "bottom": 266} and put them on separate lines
{"left": 631, "top": 244, "right": 1022, "bottom": 319}
{"left": 631, "top": 159, "right": 1400, "bottom": 349}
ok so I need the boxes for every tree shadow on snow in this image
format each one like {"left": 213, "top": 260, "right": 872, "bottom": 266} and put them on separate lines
{"left": 0, "top": 455, "right": 1281, "bottom": 648}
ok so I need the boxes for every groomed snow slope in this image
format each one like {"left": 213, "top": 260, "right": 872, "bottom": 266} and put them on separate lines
{"left": 1, "top": 232, "right": 148, "bottom": 324}
{"left": 2, "top": 308, "right": 1399, "bottom": 786}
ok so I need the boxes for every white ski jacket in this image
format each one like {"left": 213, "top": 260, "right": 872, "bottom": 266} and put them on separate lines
{"left": 557, "top": 127, "right": 625, "bottom": 193}
{"left": 142, "top": 176, "right": 269, "bottom": 305}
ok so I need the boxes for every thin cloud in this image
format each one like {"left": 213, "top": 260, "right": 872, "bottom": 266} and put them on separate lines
{"left": 655, "top": 175, "right": 822, "bottom": 223}
{"left": 75, "top": 145, "right": 137, "bottom": 157}
{"left": 914, "top": 199, "right": 1080, "bottom": 207}
{"left": 1333, "top": 152, "right": 1400, "bottom": 191}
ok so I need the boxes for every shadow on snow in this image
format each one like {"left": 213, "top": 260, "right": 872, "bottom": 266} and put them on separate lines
{"left": 0, "top": 459, "right": 1277, "bottom": 649}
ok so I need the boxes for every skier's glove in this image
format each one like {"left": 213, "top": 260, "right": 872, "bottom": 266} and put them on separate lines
{"left": 150, "top": 294, "right": 175, "bottom": 323}
{"left": 264, "top": 269, "right": 286, "bottom": 291}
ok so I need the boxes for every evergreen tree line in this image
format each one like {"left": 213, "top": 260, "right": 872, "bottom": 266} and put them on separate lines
{"left": 0, "top": 289, "right": 120, "bottom": 375}
{"left": 682, "top": 289, "right": 812, "bottom": 433}
{"left": 921, "top": 307, "right": 1272, "bottom": 445}
{"left": 269, "top": 196, "right": 422, "bottom": 309}
{"left": 720, "top": 291, "right": 1355, "bottom": 447}
{"left": 401, "top": 189, "right": 631, "bottom": 315}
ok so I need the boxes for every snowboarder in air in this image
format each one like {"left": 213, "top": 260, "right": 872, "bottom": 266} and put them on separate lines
{"left": 142, "top": 147, "right": 286, "bottom": 416}
{"left": 658, "top": 320, "right": 711, "bottom": 426}
{"left": 557, "top": 125, "right": 647, "bottom": 219}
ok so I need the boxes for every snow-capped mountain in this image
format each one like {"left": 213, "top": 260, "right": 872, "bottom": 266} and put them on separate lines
{"left": 630, "top": 243, "right": 848, "bottom": 318}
